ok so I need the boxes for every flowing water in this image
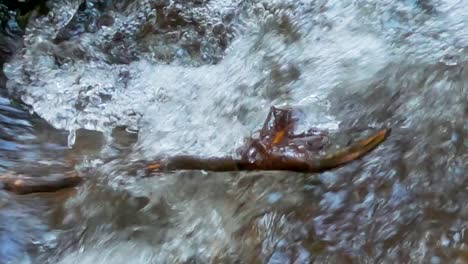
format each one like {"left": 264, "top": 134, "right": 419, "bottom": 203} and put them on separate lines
{"left": 0, "top": 0, "right": 467, "bottom": 263}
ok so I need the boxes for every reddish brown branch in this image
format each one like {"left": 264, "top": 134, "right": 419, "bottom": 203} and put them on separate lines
{"left": 0, "top": 171, "right": 82, "bottom": 195}
{"left": 147, "top": 128, "right": 390, "bottom": 173}
{"left": 0, "top": 125, "right": 388, "bottom": 194}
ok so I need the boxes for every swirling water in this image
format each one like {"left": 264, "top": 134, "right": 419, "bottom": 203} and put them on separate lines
{"left": 1, "top": 0, "right": 467, "bottom": 263}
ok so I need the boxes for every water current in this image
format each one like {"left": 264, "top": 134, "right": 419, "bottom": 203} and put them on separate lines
{"left": 0, "top": 0, "right": 467, "bottom": 263}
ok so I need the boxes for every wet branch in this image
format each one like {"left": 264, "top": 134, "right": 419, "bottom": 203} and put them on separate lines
{"left": 146, "top": 128, "right": 390, "bottom": 173}
{"left": 0, "top": 128, "right": 389, "bottom": 195}
{"left": 0, "top": 171, "right": 82, "bottom": 195}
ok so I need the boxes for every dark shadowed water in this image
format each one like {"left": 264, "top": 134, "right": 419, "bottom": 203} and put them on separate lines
{"left": 0, "top": 0, "right": 467, "bottom": 263}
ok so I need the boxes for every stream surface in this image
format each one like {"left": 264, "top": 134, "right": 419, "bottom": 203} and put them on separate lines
{"left": 0, "top": 0, "right": 467, "bottom": 263}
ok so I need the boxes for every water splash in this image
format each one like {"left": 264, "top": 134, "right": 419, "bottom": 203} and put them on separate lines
{"left": 1, "top": 0, "right": 467, "bottom": 263}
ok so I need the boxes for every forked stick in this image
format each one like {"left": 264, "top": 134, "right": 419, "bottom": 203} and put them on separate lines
{"left": 146, "top": 128, "right": 390, "bottom": 173}
{"left": 0, "top": 128, "right": 389, "bottom": 194}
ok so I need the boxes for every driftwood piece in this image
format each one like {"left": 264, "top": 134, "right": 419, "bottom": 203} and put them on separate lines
{"left": 0, "top": 171, "right": 82, "bottom": 195}
{"left": 0, "top": 106, "right": 390, "bottom": 194}
{"left": 146, "top": 106, "right": 391, "bottom": 174}
{"left": 146, "top": 128, "right": 389, "bottom": 173}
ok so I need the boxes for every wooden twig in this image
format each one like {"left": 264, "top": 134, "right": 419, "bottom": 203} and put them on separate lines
{"left": 0, "top": 171, "right": 82, "bottom": 195}
{"left": 146, "top": 128, "right": 390, "bottom": 173}
{"left": 0, "top": 121, "right": 389, "bottom": 194}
